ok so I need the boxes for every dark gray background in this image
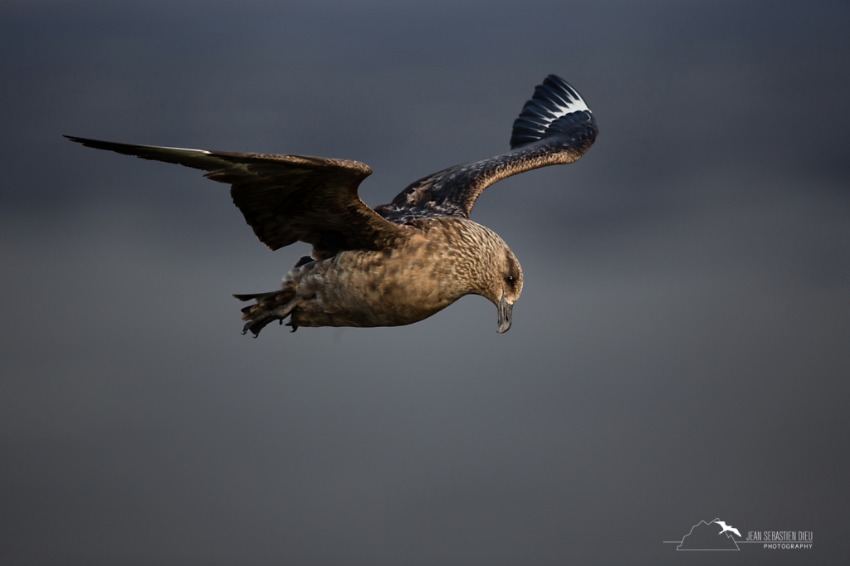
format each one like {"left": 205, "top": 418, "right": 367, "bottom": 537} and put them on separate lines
{"left": 3, "top": 1, "right": 849, "bottom": 564}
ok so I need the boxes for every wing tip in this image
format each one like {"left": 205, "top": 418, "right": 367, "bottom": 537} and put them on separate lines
{"left": 63, "top": 134, "right": 99, "bottom": 147}
{"left": 64, "top": 134, "right": 217, "bottom": 161}
{"left": 509, "top": 74, "right": 597, "bottom": 149}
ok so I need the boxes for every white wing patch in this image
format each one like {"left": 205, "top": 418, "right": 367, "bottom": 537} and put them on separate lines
{"left": 509, "top": 75, "right": 595, "bottom": 149}
{"left": 549, "top": 85, "right": 590, "bottom": 115}
{"left": 144, "top": 145, "right": 213, "bottom": 156}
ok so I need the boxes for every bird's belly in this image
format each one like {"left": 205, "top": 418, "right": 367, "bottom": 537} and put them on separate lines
{"left": 288, "top": 250, "right": 460, "bottom": 329}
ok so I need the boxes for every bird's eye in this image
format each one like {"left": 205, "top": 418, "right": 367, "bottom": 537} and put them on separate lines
{"left": 505, "top": 275, "right": 515, "bottom": 284}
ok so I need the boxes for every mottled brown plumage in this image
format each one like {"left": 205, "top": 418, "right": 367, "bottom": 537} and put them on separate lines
{"left": 65, "top": 74, "right": 597, "bottom": 335}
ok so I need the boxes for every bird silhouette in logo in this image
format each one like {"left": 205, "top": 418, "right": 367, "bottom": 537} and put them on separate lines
{"left": 713, "top": 519, "right": 741, "bottom": 538}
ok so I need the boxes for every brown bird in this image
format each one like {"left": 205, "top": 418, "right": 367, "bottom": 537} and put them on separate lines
{"left": 65, "top": 74, "right": 597, "bottom": 336}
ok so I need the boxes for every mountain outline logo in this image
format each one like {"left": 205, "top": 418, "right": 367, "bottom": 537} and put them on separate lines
{"left": 674, "top": 517, "right": 742, "bottom": 551}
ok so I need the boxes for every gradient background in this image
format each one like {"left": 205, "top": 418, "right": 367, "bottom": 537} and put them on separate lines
{"left": 3, "top": 1, "right": 849, "bottom": 564}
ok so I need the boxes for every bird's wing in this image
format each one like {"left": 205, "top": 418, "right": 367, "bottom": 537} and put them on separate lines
{"left": 375, "top": 75, "right": 598, "bottom": 221}
{"left": 65, "top": 136, "right": 405, "bottom": 258}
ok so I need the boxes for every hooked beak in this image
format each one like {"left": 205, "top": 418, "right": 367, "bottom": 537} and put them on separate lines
{"left": 496, "top": 291, "right": 513, "bottom": 334}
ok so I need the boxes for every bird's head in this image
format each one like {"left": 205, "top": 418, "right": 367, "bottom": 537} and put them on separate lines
{"left": 484, "top": 246, "right": 523, "bottom": 334}
{"left": 443, "top": 219, "right": 524, "bottom": 333}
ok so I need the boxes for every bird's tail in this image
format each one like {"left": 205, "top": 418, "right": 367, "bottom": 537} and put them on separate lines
{"left": 233, "top": 287, "right": 298, "bottom": 337}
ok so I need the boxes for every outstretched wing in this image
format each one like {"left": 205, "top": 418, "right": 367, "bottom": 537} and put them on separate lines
{"left": 376, "top": 74, "right": 598, "bottom": 221}
{"left": 65, "top": 136, "right": 404, "bottom": 258}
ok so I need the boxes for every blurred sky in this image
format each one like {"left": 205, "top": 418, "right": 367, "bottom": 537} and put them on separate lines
{"left": 2, "top": 1, "right": 849, "bottom": 564}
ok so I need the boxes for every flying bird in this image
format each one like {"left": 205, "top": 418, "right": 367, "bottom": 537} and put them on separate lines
{"left": 65, "top": 74, "right": 597, "bottom": 336}
{"left": 713, "top": 520, "right": 742, "bottom": 538}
